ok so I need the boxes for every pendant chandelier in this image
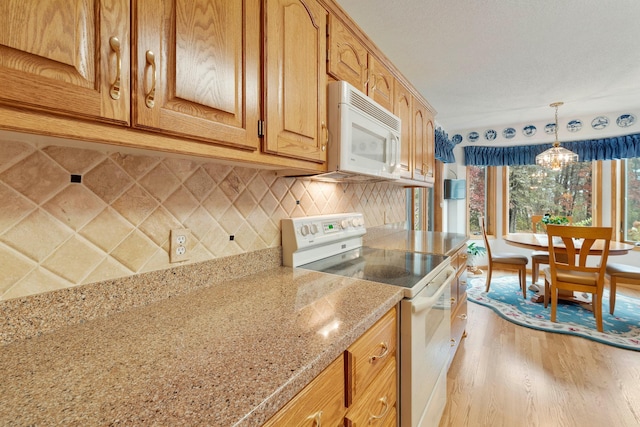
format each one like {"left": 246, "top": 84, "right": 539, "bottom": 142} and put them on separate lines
{"left": 535, "top": 102, "right": 578, "bottom": 170}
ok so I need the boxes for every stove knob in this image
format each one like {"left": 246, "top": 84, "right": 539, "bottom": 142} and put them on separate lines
{"left": 310, "top": 224, "right": 319, "bottom": 234}
{"left": 340, "top": 219, "right": 349, "bottom": 229}
{"left": 300, "top": 224, "right": 310, "bottom": 236}
{"left": 353, "top": 217, "right": 363, "bottom": 227}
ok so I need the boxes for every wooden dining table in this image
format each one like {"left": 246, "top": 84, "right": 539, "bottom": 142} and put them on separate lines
{"left": 504, "top": 233, "right": 634, "bottom": 255}
{"left": 503, "top": 233, "right": 634, "bottom": 304}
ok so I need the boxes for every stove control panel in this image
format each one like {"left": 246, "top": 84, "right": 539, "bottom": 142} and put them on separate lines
{"left": 282, "top": 213, "right": 366, "bottom": 267}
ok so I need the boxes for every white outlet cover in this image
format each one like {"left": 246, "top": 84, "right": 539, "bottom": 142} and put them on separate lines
{"left": 170, "top": 228, "right": 191, "bottom": 263}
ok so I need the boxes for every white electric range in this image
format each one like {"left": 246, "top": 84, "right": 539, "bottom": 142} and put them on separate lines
{"left": 282, "top": 212, "right": 455, "bottom": 427}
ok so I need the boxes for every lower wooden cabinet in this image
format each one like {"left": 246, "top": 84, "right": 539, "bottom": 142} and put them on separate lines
{"left": 264, "top": 307, "right": 398, "bottom": 426}
{"left": 449, "top": 246, "right": 468, "bottom": 368}
{"left": 344, "top": 357, "right": 397, "bottom": 426}
{"left": 345, "top": 307, "right": 397, "bottom": 426}
{"left": 262, "top": 354, "right": 346, "bottom": 427}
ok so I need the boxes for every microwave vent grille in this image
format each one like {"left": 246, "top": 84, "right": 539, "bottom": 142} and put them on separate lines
{"left": 348, "top": 88, "right": 401, "bottom": 132}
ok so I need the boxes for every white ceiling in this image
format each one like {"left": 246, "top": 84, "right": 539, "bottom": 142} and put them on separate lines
{"left": 335, "top": 0, "right": 640, "bottom": 144}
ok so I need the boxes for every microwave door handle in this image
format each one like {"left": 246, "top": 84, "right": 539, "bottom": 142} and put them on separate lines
{"left": 390, "top": 134, "right": 398, "bottom": 170}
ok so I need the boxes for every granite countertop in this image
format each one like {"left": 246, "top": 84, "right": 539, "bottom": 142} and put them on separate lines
{"left": 0, "top": 266, "right": 403, "bottom": 426}
{"left": 364, "top": 229, "right": 468, "bottom": 256}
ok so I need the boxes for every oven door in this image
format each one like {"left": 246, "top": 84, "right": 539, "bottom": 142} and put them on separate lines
{"left": 400, "top": 266, "right": 455, "bottom": 427}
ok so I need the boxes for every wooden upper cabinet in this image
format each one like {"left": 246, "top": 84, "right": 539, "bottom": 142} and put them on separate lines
{"left": 0, "top": 0, "right": 130, "bottom": 125}
{"left": 425, "top": 119, "right": 435, "bottom": 180}
{"left": 327, "top": 15, "right": 368, "bottom": 92}
{"left": 368, "top": 56, "right": 394, "bottom": 113}
{"left": 412, "top": 96, "right": 435, "bottom": 183}
{"left": 133, "top": 0, "right": 261, "bottom": 150}
{"left": 263, "top": 0, "right": 328, "bottom": 163}
{"left": 393, "top": 83, "right": 413, "bottom": 179}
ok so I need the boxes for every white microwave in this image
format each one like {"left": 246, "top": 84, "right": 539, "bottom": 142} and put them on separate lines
{"left": 319, "top": 81, "right": 402, "bottom": 182}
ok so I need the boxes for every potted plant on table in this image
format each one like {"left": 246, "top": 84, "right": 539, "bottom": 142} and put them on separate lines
{"left": 466, "top": 242, "right": 486, "bottom": 275}
{"left": 541, "top": 213, "right": 570, "bottom": 226}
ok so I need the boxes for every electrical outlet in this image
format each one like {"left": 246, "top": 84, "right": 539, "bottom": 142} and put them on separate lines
{"left": 170, "top": 228, "right": 191, "bottom": 263}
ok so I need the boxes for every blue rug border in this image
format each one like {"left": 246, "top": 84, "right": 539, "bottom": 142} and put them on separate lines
{"left": 466, "top": 277, "right": 640, "bottom": 352}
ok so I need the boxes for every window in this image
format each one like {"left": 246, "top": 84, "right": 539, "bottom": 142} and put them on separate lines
{"left": 467, "top": 165, "right": 496, "bottom": 236}
{"left": 507, "top": 163, "right": 593, "bottom": 233}
{"left": 623, "top": 157, "right": 640, "bottom": 244}
{"left": 407, "top": 187, "right": 432, "bottom": 231}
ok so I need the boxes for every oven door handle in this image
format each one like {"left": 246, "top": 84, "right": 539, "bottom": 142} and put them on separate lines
{"left": 412, "top": 266, "right": 456, "bottom": 314}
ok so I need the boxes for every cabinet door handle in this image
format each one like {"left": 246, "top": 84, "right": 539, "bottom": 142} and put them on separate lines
{"left": 306, "top": 410, "right": 322, "bottom": 426}
{"left": 361, "top": 64, "right": 368, "bottom": 90}
{"left": 370, "top": 74, "right": 377, "bottom": 91}
{"left": 109, "top": 37, "right": 121, "bottom": 100}
{"left": 369, "top": 341, "right": 389, "bottom": 363}
{"left": 458, "top": 314, "right": 468, "bottom": 320}
{"left": 450, "top": 297, "right": 457, "bottom": 303}
{"left": 450, "top": 338, "right": 457, "bottom": 347}
{"left": 145, "top": 50, "right": 156, "bottom": 108}
{"left": 368, "top": 396, "right": 390, "bottom": 422}
{"left": 321, "top": 121, "right": 327, "bottom": 151}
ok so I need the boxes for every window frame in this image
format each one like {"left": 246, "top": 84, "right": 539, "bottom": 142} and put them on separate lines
{"left": 466, "top": 164, "right": 497, "bottom": 238}
{"left": 616, "top": 158, "right": 640, "bottom": 246}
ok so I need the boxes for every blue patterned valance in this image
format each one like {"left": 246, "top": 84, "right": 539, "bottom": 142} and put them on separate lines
{"left": 435, "top": 127, "right": 456, "bottom": 163}
{"left": 464, "top": 132, "right": 640, "bottom": 166}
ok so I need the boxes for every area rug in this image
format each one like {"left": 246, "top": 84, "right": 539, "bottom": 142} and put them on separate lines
{"left": 466, "top": 276, "right": 640, "bottom": 351}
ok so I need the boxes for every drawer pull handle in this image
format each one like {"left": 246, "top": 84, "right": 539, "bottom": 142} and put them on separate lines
{"left": 306, "top": 410, "right": 322, "bottom": 426}
{"left": 458, "top": 314, "right": 468, "bottom": 320}
{"left": 109, "top": 37, "right": 121, "bottom": 100}
{"left": 369, "top": 396, "right": 390, "bottom": 422}
{"left": 145, "top": 50, "right": 156, "bottom": 108}
{"left": 369, "top": 342, "right": 389, "bottom": 363}
{"left": 450, "top": 338, "right": 457, "bottom": 347}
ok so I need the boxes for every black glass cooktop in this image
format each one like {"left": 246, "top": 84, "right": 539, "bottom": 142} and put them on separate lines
{"left": 298, "top": 246, "right": 448, "bottom": 289}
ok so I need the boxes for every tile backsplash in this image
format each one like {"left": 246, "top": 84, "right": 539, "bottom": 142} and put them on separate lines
{"left": 0, "top": 135, "right": 406, "bottom": 301}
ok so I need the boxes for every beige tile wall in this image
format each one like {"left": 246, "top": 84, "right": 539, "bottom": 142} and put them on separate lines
{"left": 0, "top": 135, "right": 406, "bottom": 300}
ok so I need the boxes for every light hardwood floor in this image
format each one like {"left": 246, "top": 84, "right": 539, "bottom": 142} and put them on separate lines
{"left": 439, "top": 274, "right": 640, "bottom": 427}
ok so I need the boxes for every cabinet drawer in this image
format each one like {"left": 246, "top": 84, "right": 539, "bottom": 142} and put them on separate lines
{"left": 457, "top": 251, "right": 468, "bottom": 272}
{"left": 345, "top": 357, "right": 397, "bottom": 426}
{"left": 346, "top": 307, "right": 397, "bottom": 405}
{"left": 449, "top": 298, "right": 468, "bottom": 368}
{"left": 263, "top": 355, "right": 345, "bottom": 426}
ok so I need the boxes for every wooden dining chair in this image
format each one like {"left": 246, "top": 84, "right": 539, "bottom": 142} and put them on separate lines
{"left": 480, "top": 216, "right": 528, "bottom": 298}
{"left": 605, "top": 263, "right": 640, "bottom": 314}
{"left": 530, "top": 215, "right": 572, "bottom": 284}
{"left": 543, "top": 225, "right": 612, "bottom": 332}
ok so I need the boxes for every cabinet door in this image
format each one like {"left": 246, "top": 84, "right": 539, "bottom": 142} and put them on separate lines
{"left": 368, "top": 56, "right": 394, "bottom": 112}
{"left": 327, "top": 15, "right": 368, "bottom": 92}
{"left": 0, "top": 0, "right": 129, "bottom": 124}
{"left": 393, "top": 83, "right": 413, "bottom": 179}
{"left": 263, "top": 355, "right": 346, "bottom": 426}
{"left": 264, "top": 0, "right": 327, "bottom": 163}
{"left": 412, "top": 97, "right": 435, "bottom": 183}
{"left": 133, "top": 0, "right": 260, "bottom": 150}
